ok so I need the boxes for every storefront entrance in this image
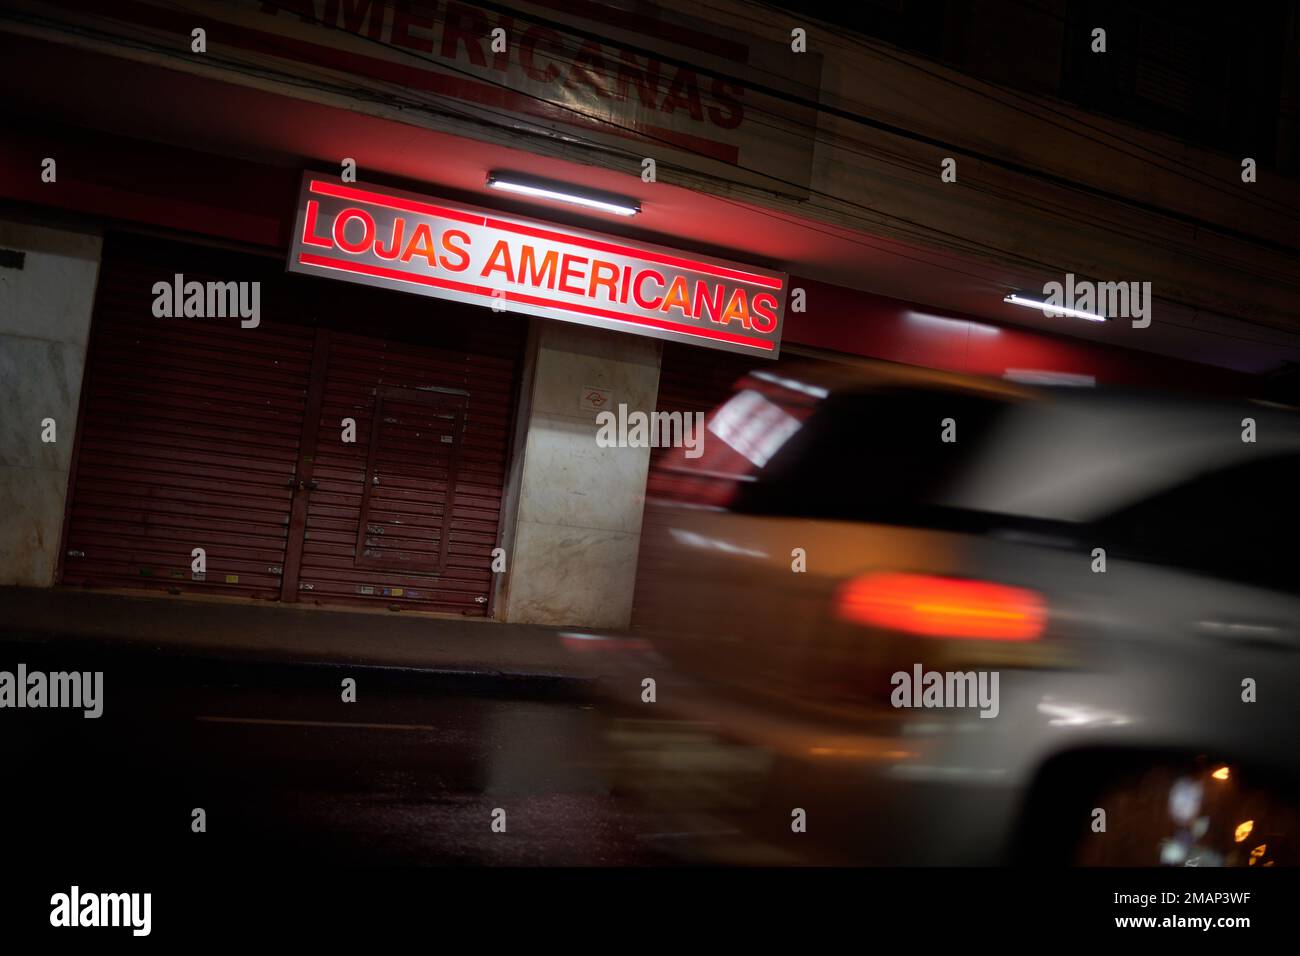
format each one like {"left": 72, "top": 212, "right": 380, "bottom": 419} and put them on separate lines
{"left": 60, "top": 233, "right": 526, "bottom": 615}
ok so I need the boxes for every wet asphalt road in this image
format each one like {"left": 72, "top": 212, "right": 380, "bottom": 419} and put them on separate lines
{"left": 0, "top": 642, "right": 672, "bottom": 867}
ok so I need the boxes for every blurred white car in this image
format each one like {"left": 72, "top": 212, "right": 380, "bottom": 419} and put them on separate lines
{"left": 608, "top": 359, "right": 1300, "bottom": 865}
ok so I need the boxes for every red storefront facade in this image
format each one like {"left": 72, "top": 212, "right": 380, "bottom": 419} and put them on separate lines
{"left": 0, "top": 9, "right": 1260, "bottom": 626}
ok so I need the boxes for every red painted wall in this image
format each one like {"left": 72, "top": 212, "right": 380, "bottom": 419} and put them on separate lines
{"left": 785, "top": 278, "right": 1248, "bottom": 393}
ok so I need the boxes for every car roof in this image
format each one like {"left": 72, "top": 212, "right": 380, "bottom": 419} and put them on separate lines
{"left": 731, "top": 359, "right": 1300, "bottom": 523}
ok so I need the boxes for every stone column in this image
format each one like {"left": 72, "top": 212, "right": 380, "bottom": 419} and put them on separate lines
{"left": 499, "top": 321, "right": 661, "bottom": 628}
{"left": 0, "top": 218, "right": 102, "bottom": 586}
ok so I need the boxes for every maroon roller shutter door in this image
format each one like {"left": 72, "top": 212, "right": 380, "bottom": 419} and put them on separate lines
{"left": 631, "top": 342, "right": 763, "bottom": 628}
{"left": 63, "top": 232, "right": 526, "bottom": 615}
{"left": 62, "top": 236, "right": 311, "bottom": 599}
{"left": 295, "top": 318, "right": 521, "bottom": 613}
{"left": 643, "top": 343, "right": 762, "bottom": 503}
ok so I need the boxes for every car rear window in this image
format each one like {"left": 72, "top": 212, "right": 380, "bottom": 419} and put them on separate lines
{"left": 729, "top": 387, "right": 1017, "bottom": 525}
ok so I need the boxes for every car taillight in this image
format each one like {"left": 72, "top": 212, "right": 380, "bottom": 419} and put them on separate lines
{"left": 835, "top": 572, "right": 1046, "bottom": 641}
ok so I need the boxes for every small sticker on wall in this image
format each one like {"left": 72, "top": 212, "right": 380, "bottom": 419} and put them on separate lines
{"left": 580, "top": 385, "right": 612, "bottom": 412}
{"left": 225, "top": 574, "right": 239, "bottom": 584}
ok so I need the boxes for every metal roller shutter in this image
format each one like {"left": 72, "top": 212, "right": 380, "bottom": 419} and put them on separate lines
{"left": 643, "top": 342, "right": 763, "bottom": 504}
{"left": 62, "top": 235, "right": 312, "bottom": 599}
{"left": 294, "top": 315, "right": 522, "bottom": 614}
{"left": 62, "top": 232, "right": 526, "bottom": 615}
{"left": 631, "top": 342, "right": 765, "bottom": 628}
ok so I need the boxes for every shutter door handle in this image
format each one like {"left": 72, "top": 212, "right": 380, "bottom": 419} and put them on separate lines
{"left": 299, "top": 479, "right": 319, "bottom": 491}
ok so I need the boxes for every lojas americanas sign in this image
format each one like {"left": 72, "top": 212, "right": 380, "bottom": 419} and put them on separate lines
{"left": 288, "top": 173, "right": 787, "bottom": 356}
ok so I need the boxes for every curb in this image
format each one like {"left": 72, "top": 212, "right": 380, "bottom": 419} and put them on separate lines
{"left": 0, "top": 632, "right": 598, "bottom": 701}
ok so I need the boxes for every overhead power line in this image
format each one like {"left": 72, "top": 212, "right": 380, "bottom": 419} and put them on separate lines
{"left": 453, "top": 0, "right": 1300, "bottom": 257}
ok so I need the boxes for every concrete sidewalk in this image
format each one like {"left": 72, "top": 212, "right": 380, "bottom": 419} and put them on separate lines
{"left": 0, "top": 586, "right": 622, "bottom": 683}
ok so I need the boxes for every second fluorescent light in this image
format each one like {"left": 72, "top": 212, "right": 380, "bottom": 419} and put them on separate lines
{"left": 487, "top": 173, "right": 641, "bottom": 217}
{"left": 1004, "top": 293, "right": 1107, "bottom": 323}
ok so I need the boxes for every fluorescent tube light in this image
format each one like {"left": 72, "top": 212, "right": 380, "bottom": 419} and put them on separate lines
{"left": 487, "top": 173, "right": 641, "bottom": 216}
{"left": 1004, "top": 292, "right": 1107, "bottom": 323}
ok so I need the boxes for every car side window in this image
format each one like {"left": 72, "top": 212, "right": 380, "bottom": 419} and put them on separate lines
{"left": 1095, "top": 454, "right": 1300, "bottom": 593}
{"left": 732, "top": 389, "right": 1011, "bottom": 523}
